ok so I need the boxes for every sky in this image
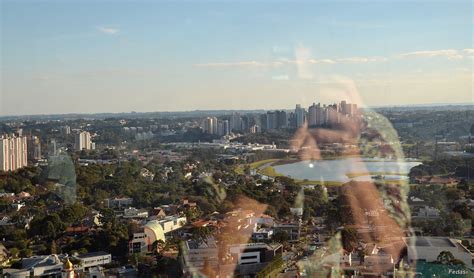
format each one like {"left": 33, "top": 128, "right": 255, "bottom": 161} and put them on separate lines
{"left": 1, "top": 0, "right": 473, "bottom": 116}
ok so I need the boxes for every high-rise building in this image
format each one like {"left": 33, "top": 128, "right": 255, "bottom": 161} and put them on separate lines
{"left": 16, "top": 128, "right": 23, "bottom": 137}
{"left": 217, "top": 121, "right": 224, "bottom": 136}
{"left": 276, "top": 110, "right": 288, "bottom": 128}
{"left": 223, "top": 120, "right": 230, "bottom": 136}
{"left": 326, "top": 104, "right": 339, "bottom": 125}
{"left": 340, "top": 100, "right": 348, "bottom": 115}
{"left": 230, "top": 113, "right": 242, "bottom": 132}
{"left": 259, "top": 114, "right": 268, "bottom": 131}
{"left": 266, "top": 111, "right": 278, "bottom": 130}
{"left": 203, "top": 117, "right": 212, "bottom": 134}
{"left": 340, "top": 100, "right": 358, "bottom": 116}
{"left": 214, "top": 120, "right": 230, "bottom": 136}
{"left": 61, "top": 125, "right": 71, "bottom": 135}
{"left": 0, "top": 135, "right": 28, "bottom": 172}
{"left": 27, "top": 136, "right": 42, "bottom": 161}
{"left": 50, "top": 139, "right": 57, "bottom": 156}
{"left": 288, "top": 112, "right": 297, "bottom": 128}
{"left": 241, "top": 115, "right": 250, "bottom": 132}
{"left": 351, "top": 103, "right": 358, "bottom": 116}
{"left": 250, "top": 125, "right": 260, "bottom": 133}
{"left": 295, "top": 104, "right": 306, "bottom": 128}
{"left": 74, "top": 131, "right": 93, "bottom": 151}
{"left": 315, "top": 105, "right": 325, "bottom": 126}
{"left": 265, "top": 110, "right": 288, "bottom": 130}
{"left": 212, "top": 118, "right": 218, "bottom": 135}
{"left": 308, "top": 103, "right": 318, "bottom": 127}
{"left": 203, "top": 117, "right": 218, "bottom": 135}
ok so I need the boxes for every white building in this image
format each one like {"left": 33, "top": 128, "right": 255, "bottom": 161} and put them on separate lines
{"left": 74, "top": 131, "right": 93, "bottom": 151}
{"left": 203, "top": 117, "right": 218, "bottom": 135}
{"left": 404, "top": 237, "right": 472, "bottom": 268}
{"left": 0, "top": 135, "right": 28, "bottom": 172}
{"left": 129, "top": 232, "right": 149, "bottom": 254}
{"left": 4, "top": 254, "right": 65, "bottom": 277}
{"left": 129, "top": 215, "right": 187, "bottom": 254}
{"left": 228, "top": 242, "right": 283, "bottom": 266}
{"left": 156, "top": 215, "right": 187, "bottom": 233}
{"left": 252, "top": 228, "right": 273, "bottom": 241}
{"left": 123, "top": 207, "right": 148, "bottom": 219}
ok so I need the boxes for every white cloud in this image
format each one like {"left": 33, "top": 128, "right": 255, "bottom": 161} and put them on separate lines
{"left": 194, "top": 61, "right": 281, "bottom": 68}
{"left": 319, "top": 59, "right": 337, "bottom": 64}
{"left": 462, "top": 49, "right": 474, "bottom": 59}
{"left": 97, "top": 26, "right": 119, "bottom": 35}
{"left": 399, "top": 49, "right": 463, "bottom": 60}
{"left": 462, "top": 48, "right": 474, "bottom": 54}
{"left": 194, "top": 48, "right": 472, "bottom": 70}
{"left": 306, "top": 59, "right": 336, "bottom": 64}
{"left": 272, "top": 74, "right": 290, "bottom": 80}
{"left": 336, "top": 57, "right": 387, "bottom": 63}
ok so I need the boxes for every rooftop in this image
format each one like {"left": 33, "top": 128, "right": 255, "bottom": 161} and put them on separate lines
{"left": 404, "top": 237, "right": 471, "bottom": 254}
{"left": 77, "top": 251, "right": 110, "bottom": 259}
{"left": 405, "top": 237, "right": 456, "bottom": 248}
{"left": 186, "top": 238, "right": 217, "bottom": 250}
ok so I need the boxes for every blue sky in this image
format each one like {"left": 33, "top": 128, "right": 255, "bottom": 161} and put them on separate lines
{"left": 1, "top": 0, "right": 473, "bottom": 115}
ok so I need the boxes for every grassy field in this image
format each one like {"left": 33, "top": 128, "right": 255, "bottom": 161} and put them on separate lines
{"left": 345, "top": 171, "right": 406, "bottom": 178}
{"left": 234, "top": 165, "right": 245, "bottom": 175}
{"left": 296, "top": 179, "right": 344, "bottom": 186}
{"left": 258, "top": 166, "right": 284, "bottom": 177}
{"left": 249, "top": 159, "right": 281, "bottom": 169}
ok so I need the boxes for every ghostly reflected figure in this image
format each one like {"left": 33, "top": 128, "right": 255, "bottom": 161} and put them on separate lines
{"left": 187, "top": 80, "right": 412, "bottom": 277}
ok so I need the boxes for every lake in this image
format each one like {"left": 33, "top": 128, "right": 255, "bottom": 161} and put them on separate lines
{"left": 272, "top": 157, "right": 422, "bottom": 183}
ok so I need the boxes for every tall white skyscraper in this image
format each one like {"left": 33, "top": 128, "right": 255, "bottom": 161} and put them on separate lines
{"left": 75, "top": 131, "right": 93, "bottom": 151}
{"left": 203, "top": 117, "right": 218, "bottom": 135}
{"left": 0, "top": 135, "right": 28, "bottom": 172}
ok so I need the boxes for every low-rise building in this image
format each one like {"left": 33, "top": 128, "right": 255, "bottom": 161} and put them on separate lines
{"left": 228, "top": 243, "right": 282, "bottom": 266}
{"left": 412, "top": 206, "right": 440, "bottom": 219}
{"left": 3, "top": 254, "right": 66, "bottom": 277}
{"left": 274, "top": 223, "right": 301, "bottom": 240}
{"left": 105, "top": 197, "right": 133, "bottom": 209}
{"left": 252, "top": 228, "right": 273, "bottom": 241}
{"left": 226, "top": 243, "right": 283, "bottom": 276}
{"left": 123, "top": 207, "right": 148, "bottom": 219}
{"left": 404, "top": 237, "right": 472, "bottom": 268}
{"left": 75, "top": 251, "right": 111, "bottom": 271}
{"left": 181, "top": 237, "right": 219, "bottom": 275}
{"left": 129, "top": 232, "right": 149, "bottom": 255}
{"left": 129, "top": 215, "right": 187, "bottom": 254}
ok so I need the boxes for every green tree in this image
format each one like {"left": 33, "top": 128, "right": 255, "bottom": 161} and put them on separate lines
{"left": 272, "top": 231, "right": 289, "bottom": 243}
{"left": 50, "top": 240, "right": 57, "bottom": 254}
{"left": 436, "top": 251, "right": 465, "bottom": 266}
{"left": 341, "top": 228, "right": 359, "bottom": 252}
{"left": 9, "top": 247, "right": 19, "bottom": 258}
{"left": 46, "top": 221, "right": 57, "bottom": 239}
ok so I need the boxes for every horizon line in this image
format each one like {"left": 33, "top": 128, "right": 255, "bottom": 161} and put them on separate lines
{"left": 0, "top": 102, "right": 473, "bottom": 119}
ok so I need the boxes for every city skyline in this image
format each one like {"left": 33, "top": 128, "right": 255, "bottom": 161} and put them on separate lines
{"left": 1, "top": 1, "right": 473, "bottom": 116}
